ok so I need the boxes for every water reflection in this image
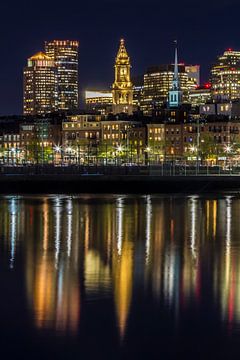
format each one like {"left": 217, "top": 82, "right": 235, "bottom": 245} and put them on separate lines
{"left": 9, "top": 197, "right": 18, "bottom": 269}
{"left": 2, "top": 194, "right": 240, "bottom": 346}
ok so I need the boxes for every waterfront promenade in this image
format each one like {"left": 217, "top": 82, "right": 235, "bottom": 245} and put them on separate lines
{"left": 0, "top": 164, "right": 240, "bottom": 193}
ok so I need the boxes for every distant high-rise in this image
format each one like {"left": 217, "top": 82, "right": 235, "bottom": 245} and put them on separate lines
{"left": 185, "top": 65, "right": 200, "bottom": 89}
{"left": 23, "top": 52, "right": 57, "bottom": 115}
{"left": 211, "top": 49, "right": 240, "bottom": 101}
{"left": 45, "top": 40, "right": 79, "bottom": 111}
{"left": 85, "top": 90, "right": 113, "bottom": 115}
{"left": 112, "top": 39, "right": 133, "bottom": 115}
{"left": 142, "top": 65, "right": 188, "bottom": 115}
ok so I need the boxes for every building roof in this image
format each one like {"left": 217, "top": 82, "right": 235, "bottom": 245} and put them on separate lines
{"left": 29, "top": 52, "right": 52, "bottom": 61}
{"left": 116, "top": 38, "right": 130, "bottom": 62}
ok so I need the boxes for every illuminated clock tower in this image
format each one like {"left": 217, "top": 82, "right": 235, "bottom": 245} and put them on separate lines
{"left": 112, "top": 39, "right": 133, "bottom": 115}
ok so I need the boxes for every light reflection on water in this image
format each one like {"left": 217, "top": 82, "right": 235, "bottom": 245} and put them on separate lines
{"left": 2, "top": 194, "right": 240, "bottom": 358}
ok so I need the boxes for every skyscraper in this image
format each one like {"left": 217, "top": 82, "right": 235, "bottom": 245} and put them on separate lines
{"left": 23, "top": 52, "right": 57, "bottom": 115}
{"left": 112, "top": 39, "right": 133, "bottom": 115}
{"left": 211, "top": 49, "right": 240, "bottom": 101}
{"left": 45, "top": 40, "right": 79, "bottom": 112}
{"left": 185, "top": 65, "right": 200, "bottom": 89}
{"left": 142, "top": 65, "right": 188, "bottom": 115}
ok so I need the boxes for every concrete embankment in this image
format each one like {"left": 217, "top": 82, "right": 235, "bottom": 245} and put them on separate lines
{"left": 0, "top": 174, "right": 239, "bottom": 194}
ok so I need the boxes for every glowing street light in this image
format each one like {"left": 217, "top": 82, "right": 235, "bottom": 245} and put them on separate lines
{"left": 117, "top": 145, "right": 123, "bottom": 152}
{"left": 54, "top": 145, "right": 61, "bottom": 153}
{"left": 224, "top": 145, "right": 232, "bottom": 154}
{"left": 145, "top": 146, "right": 151, "bottom": 152}
{"left": 189, "top": 145, "right": 197, "bottom": 153}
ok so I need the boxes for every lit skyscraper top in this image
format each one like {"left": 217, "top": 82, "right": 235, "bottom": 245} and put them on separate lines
{"left": 211, "top": 49, "right": 240, "bottom": 101}
{"left": 23, "top": 52, "right": 57, "bottom": 115}
{"left": 45, "top": 40, "right": 79, "bottom": 112}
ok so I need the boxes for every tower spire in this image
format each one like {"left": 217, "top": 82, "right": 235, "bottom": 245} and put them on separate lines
{"left": 112, "top": 39, "right": 133, "bottom": 115}
{"left": 173, "top": 40, "right": 179, "bottom": 90}
{"left": 168, "top": 40, "right": 182, "bottom": 108}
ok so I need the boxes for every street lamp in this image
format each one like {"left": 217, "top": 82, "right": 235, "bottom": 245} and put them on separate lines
{"left": 116, "top": 145, "right": 124, "bottom": 165}
{"left": 144, "top": 146, "right": 151, "bottom": 165}
{"left": 189, "top": 145, "right": 197, "bottom": 154}
{"left": 224, "top": 144, "right": 233, "bottom": 172}
{"left": 53, "top": 145, "right": 62, "bottom": 164}
{"left": 54, "top": 145, "right": 61, "bottom": 153}
{"left": 224, "top": 144, "right": 232, "bottom": 154}
{"left": 117, "top": 145, "right": 123, "bottom": 152}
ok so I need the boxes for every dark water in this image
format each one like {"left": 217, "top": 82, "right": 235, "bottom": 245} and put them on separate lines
{"left": 2, "top": 194, "right": 240, "bottom": 359}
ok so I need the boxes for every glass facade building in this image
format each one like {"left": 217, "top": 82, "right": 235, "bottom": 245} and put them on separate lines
{"left": 211, "top": 49, "right": 240, "bottom": 101}
{"left": 45, "top": 40, "right": 79, "bottom": 111}
{"left": 23, "top": 52, "right": 57, "bottom": 115}
{"left": 142, "top": 65, "right": 189, "bottom": 115}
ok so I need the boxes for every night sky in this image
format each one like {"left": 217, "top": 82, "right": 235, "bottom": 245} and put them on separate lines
{"left": 0, "top": 0, "right": 239, "bottom": 115}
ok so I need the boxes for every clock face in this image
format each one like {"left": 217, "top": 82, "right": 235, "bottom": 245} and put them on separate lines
{"left": 120, "top": 68, "right": 126, "bottom": 76}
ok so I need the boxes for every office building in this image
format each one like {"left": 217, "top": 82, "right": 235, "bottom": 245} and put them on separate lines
{"left": 211, "top": 49, "right": 240, "bottom": 101}
{"left": 132, "top": 76, "right": 144, "bottom": 109}
{"left": 85, "top": 90, "right": 113, "bottom": 114}
{"left": 45, "top": 40, "right": 79, "bottom": 111}
{"left": 23, "top": 52, "right": 57, "bottom": 115}
{"left": 189, "top": 86, "right": 212, "bottom": 108}
{"left": 142, "top": 64, "right": 188, "bottom": 115}
{"left": 185, "top": 65, "right": 200, "bottom": 89}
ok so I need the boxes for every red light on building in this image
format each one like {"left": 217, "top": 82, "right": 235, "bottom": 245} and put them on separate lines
{"left": 204, "top": 83, "right": 211, "bottom": 89}
{"left": 227, "top": 48, "right": 233, "bottom": 52}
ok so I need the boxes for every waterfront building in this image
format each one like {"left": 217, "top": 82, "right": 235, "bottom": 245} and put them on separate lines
{"left": 101, "top": 120, "right": 146, "bottom": 164}
{"left": 20, "top": 120, "right": 61, "bottom": 163}
{"left": 165, "top": 123, "right": 185, "bottom": 158}
{"left": 211, "top": 49, "right": 240, "bottom": 101}
{"left": 23, "top": 52, "right": 57, "bottom": 115}
{"left": 112, "top": 39, "right": 133, "bottom": 115}
{"left": 62, "top": 118, "right": 101, "bottom": 147}
{"left": 183, "top": 119, "right": 240, "bottom": 162}
{"left": 45, "top": 40, "right": 79, "bottom": 111}
{"left": 146, "top": 124, "right": 165, "bottom": 162}
{"left": 62, "top": 117, "right": 146, "bottom": 164}
{"left": 62, "top": 119, "right": 101, "bottom": 164}
{"left": 66, "top": 114, "right": 107, "bottom": 123}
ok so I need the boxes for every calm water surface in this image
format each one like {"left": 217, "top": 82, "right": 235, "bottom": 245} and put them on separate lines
{"left": 1, "top": 194, "right": 240, "bottom": 359}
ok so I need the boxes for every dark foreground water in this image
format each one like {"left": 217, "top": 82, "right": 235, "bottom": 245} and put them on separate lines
{"left": 2, "top": 194, "right": 240, "bottom": 359}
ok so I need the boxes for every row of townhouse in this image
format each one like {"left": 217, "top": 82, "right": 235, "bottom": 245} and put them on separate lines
{"left": 62, "top": 116, "right": 146, "bottom": 162}
{"left": 146, "top": 119, "right": 240, "bottom": 161}
{"left": 0, "top": 114, "right": 239, "bottom": 163}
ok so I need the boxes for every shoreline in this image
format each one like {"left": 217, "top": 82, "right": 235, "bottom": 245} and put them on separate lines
{"left": 0, "top": 174, "right": 240, "bottom": 194}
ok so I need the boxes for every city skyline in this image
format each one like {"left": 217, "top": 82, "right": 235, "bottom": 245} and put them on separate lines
{"left": 20, "top": 38, "right": 240, "bottom": 117}
{"left": 0, "top": 0, "right": 240, "bottom": 115}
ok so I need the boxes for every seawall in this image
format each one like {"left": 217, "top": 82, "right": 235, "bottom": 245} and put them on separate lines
{"left": 0, "top": 174, "right": 240, "bottom": 194}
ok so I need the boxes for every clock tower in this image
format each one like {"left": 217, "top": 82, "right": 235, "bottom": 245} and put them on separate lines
{"left": 112, "top": 39, "right": 133, "bottom": 115}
